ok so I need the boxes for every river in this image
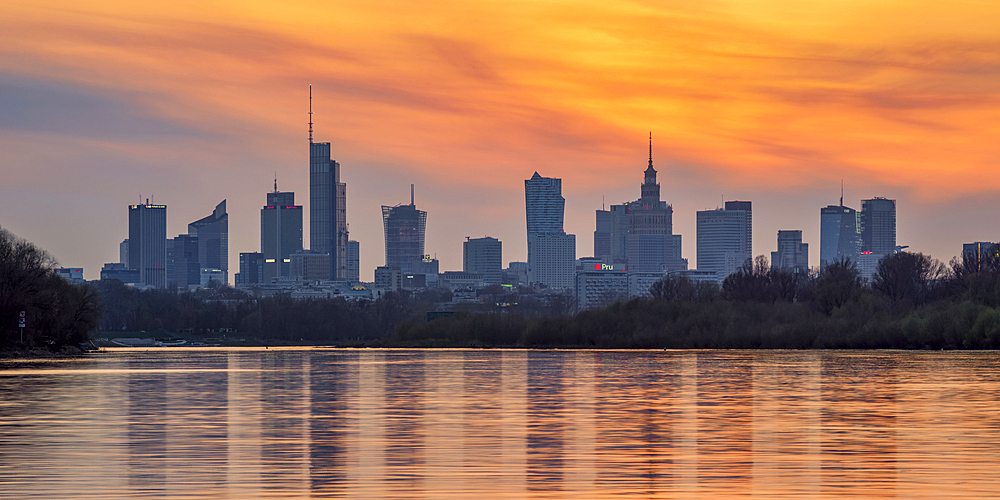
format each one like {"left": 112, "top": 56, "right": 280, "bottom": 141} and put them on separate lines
{"left": 1, "top": 348, "right": 998, "bottom": 498}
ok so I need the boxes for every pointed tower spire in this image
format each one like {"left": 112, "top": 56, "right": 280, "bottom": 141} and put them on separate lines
{"left": 308, "top": 84, "right": 314, "bottom": 144}
{"left": 648, "top": 131, "right": 653, "bottom": 168}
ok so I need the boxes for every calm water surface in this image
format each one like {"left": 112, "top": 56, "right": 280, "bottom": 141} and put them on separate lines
{"left": 1, "top": 348, "right": 998, "bottom": 499}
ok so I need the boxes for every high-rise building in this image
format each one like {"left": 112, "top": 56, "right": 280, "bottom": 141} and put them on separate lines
{"left": 594, "top": 209, "right": 611, "bottom": 262}
{"left": 464, "top": 236, "right": 502, "bottom": 286}
{"left": 524, "top": 172, "right": 565, "bottom": 264}
{"left": 625, "top": 136, "right": 686, "bottom": 273}
{"left": 770, "top": 230, "right": 809, "bottom": 274}
{"left": 382, "top": 185, "right": 427, "bottom": 272}
{"left": 236, "top": 252, "right": 263, "bottom": 287}
{"left": 166, "top": 234, "right": 200, "bottom": 288}
{"left": 308, "top": 88, "right": 348, "bottom": 281}
{"left": 724, "top": 200, "right": 752, "bottom": 256}
{"left": 291, "top": 250, "right": 332, "bottom": 283}
{"left": 528, "top": 232, "right": 576, "bottom": 290}
{"left": 261, "top": 188, "right": 303, "bottom": 283}
{"left": 820, "top": 204, "right": 860, "bottom": 267}
{"left": 860, "top": 197, "right": 896, "bottom": 255}
{"left": 128, "top": 202, "right": 167, "bottom": 288}
{"left": 696, "top": 204, "right": 751, "bottom": 280}
{"left": 346, "top": 240, "right": 360, "bottom": 284}
{"left": 188, "top": 200, "right": 228, "bottom": 285}
{"left": 119, "top": 239, "right": 128, "bottom": 265}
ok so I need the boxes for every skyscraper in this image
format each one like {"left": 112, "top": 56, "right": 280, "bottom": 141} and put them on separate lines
{"left": 860, "top": 197, "right": 896, "bottom": 255}
{"left": 128, "top": 201, "right": 167, "bottom": 288}
{"left": 261, "top": 188, "right": 303, "bottom": 283}
{"left": 382, "top": 185, "right": 427, "bottom": 272}
{"left": 820, "top": 204, "right": 861, "bottom": 267}
{"left": 724, "top": 200, "right": 752, "bottom": 256}
{"left": 625, "top": 135, "right": 686, "bottom": 272}
{"left": 188, "top": 200, "right": 228, "bottom": 284}
{"left": 464, "top": 236, "right": 502, "bottom": 286}
{"left": 529, "top": 232, "right": 576, "bottom": 290}
{"left": 594, "top": 209, "right": 611, "bottom": 261}
{"left": 696, "top": 203, "right": 751, "bottom": 280}
{"left": 524, "top": 172, "right": 576, "bottom": 288}
{"left": 771, "top": 230, "right": 809, "bottom": 274}
{"left": 166, "top": 234, "right": 199, "bottom": 288}
{"left": 525, "top": 172, "right": 564, "bottom": 263}
{"left": 308, "top": 87, "right": 348, "bottom": 281}
{"left": 346, "top": 240, "right": 360, "bottom": 284}
{"left": 236, "top": 252, "right": 263, "bottom": 287}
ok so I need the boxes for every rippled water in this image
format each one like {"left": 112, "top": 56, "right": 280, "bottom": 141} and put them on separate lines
{"left": 1, "top": 348, "right": 999, "bottom": 499}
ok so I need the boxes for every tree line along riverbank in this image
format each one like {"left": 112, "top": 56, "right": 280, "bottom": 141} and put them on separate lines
{"left": 4, "top": 223, "right": 1000, "bottom": 353}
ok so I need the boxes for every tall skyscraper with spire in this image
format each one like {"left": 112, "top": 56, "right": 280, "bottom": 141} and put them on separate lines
{"left": 308, "top": 85, "right": 348, "bottom": 281}
{"left": 626, "top": 134, "right": 686, "bottom": 272}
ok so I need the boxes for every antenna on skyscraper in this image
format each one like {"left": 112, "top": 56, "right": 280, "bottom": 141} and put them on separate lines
{"left": 840, "top": 180, "right": 844, "bottom": 206}
{"left": 411, "top": 184, "right": 415, "bottom": 206}
{"left": 308, "top": 84, "right": 313, "bottom": 144}
{"left": 274, "top": 173, "right": 278, "bottom": 193}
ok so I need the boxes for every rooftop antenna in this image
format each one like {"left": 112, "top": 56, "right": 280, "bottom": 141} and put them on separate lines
{"left": 308, "top": 84, "right": 313, "bottom": 144}
{"left": 410, "top": 184, "right": 415, "bottom": 205}
{"left": 602, "top": 195, "right": 605, "bottom": 211}
{"left": 840, "top": 180, "right": 844, "bottom": 206}
{"left": 274, "top": 173, "right": 278, "bottom": 193}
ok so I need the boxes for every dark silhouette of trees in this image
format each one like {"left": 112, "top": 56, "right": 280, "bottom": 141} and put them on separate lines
{"left": 1, "top": 226, "right": 100, "bottom": 352}
{"left": 872, "top": 251, "right": 947, "bottom": 309}
{"left": 722, "top": 255, "right": 801, "bottom": 303}
{"left": 813, "top": 256, "right": 864, "bottom": 315}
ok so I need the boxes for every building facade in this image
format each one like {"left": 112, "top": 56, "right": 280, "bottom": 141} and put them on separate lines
{"left": 382, "top": 186, "right": 427, "bottom": 272}
{"left": 463, "top": 236, "right": 502, "bottom": 286}
{"left": 291, "top": 250, "right": 332, "bottom": 282}
{"left": 167, "top": 234, "right": 200, "bottom": 289}
{"left": 346, "top": 240, "right": 360, "bottom": 284}
{"left": 771, "top": 230, "right": 809, "bottom": 274}
{"left": 860, "top": 197, "right": 896, "bottom": 255}
{"left": 188, "top": 199, "right": 228, "bottom": 285}
{"left": 820, "top": 204, "right": 861, "bottom": 267}
{"left": 236, "top": 252, "right": 263, "bottom": 287}
{"left": 528, "top": 232, "right": 576, "bottom": 290}
{"left": 524, "top": 172, "right": 565, "bottom": 265}
{"left": 696, "top": 204, "right": 751, "bottom": 281}
{"left": 310, "top": 141, "right": 348, "bottom": 281}
{"left": 261, "top": 190, "right": 303, "bottom": 284}
{"left": 128, "top": 202, "right": 167, "bottom": 288}
{"left": 624, "top": 137, "right": 686, "bottom": 273}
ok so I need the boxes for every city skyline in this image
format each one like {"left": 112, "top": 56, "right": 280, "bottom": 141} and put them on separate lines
{"left": 2, "top": 0, "right": 998, "bottom": 281}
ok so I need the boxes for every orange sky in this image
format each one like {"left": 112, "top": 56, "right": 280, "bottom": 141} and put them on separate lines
{"left": 1, "top": 0, "right": 998, "bottom": 279}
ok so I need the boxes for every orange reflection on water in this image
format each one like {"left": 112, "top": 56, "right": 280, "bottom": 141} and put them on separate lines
{"left": 1, "top": 349, "right": 999, "bottom": 499}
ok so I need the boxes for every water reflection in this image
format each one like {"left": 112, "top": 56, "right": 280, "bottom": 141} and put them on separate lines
{"left": 1, "top": 349, "right": 999, "bottom": 499}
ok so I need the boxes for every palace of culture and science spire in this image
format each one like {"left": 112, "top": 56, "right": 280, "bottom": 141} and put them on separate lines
{"left": 594, "top": 134, "right": 687, "bottom": 273}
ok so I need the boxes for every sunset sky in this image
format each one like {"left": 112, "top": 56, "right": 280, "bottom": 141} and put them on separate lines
{"left": 2, "top": 0, "right": 998, "bottom": 281}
